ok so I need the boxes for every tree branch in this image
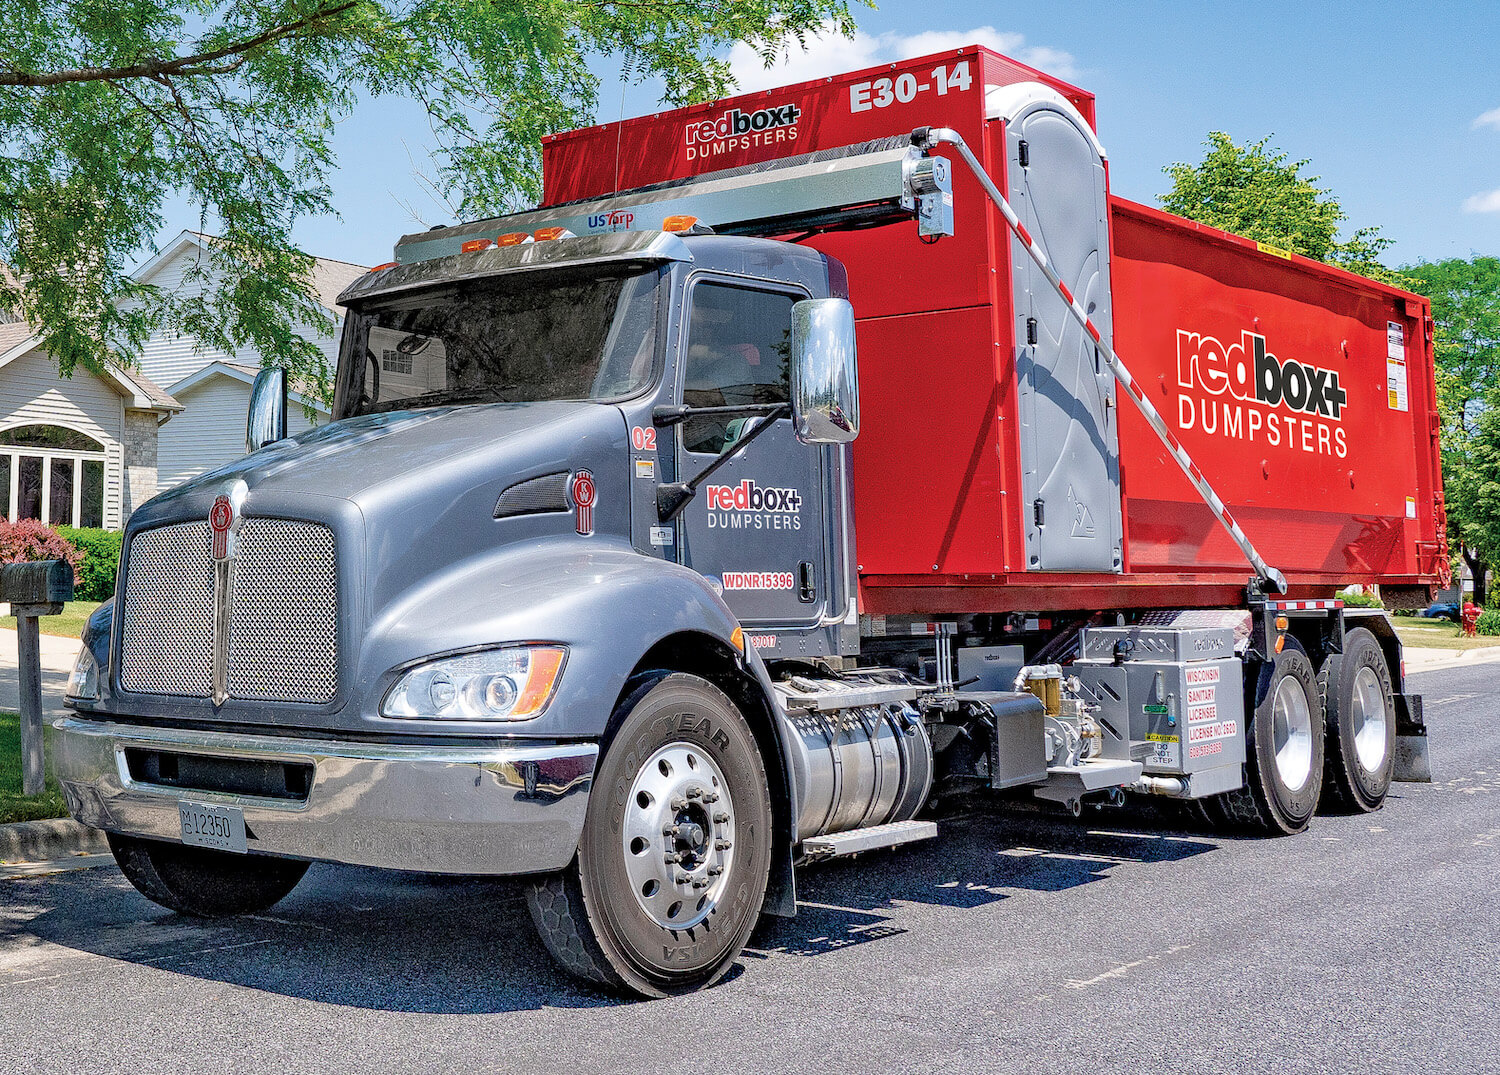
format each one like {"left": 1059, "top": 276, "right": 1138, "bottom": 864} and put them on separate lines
{"left": 0, "top": 1, "right": 365, "bottom": 87}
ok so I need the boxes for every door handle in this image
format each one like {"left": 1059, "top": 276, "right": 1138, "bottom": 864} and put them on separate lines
{"left": 798, "top": 561, "right": 816, "bottom": 603}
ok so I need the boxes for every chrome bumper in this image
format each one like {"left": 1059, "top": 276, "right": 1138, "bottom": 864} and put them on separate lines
{"left": 54, "top": 717, "right": 597, "bottom": 875}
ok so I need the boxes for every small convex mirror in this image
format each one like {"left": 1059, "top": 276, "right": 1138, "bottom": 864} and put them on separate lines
{"left": 246, "top": 367, "right": 288, "bottom": 452}
{"left": 790, "top": 298, "right": 859, "bottom": 445}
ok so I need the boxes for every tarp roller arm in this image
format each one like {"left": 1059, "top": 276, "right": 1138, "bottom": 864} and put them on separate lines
{"left": 910, "top": 126, "right": 1287, "bottom": 594}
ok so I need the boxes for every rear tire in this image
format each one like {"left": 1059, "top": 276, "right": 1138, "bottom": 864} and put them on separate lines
{"left": 1318, "top": 627, "right": 1396, "bottom": 812}
{"left": 108, "top": 833, "right": 308, "bottom": 916}
{"left": 526, "top": 672, "right": 773, "bottom": 997}
{"left": 1213, "top": 643, "right": 1324, "bottom": 834}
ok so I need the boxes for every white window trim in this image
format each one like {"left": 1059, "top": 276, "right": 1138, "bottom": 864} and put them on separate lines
{"left": 0, "top": 429, "right": 109, "bottom": 528}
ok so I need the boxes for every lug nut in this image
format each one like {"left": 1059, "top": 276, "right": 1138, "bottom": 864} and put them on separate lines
{"left": 670, "top": 797, "right": 688, "bottom": 811}
{"left": 692, "top": 879, "right": 708, "bottom": 889}
{"left": 662, "top": 825, "right": 680, "bottom": 837}
{"left": 708, "top": 865, "right": 724, "bottom": 877}
{"left": 715, "top": 839, "right": 732, "bottom": 851}
{"left": 702, "top": 792, "right": 719, "bottom": 804}
{"left": 675, "top": 873, "right": 692, "bottom": 885}
{"left": 713, "top": 812, "right": 730, "bottom": 824}
{"left": 662, "top": 851, "right": 681, "bottom": 864}
{"left": 686, "top": 787, "right": 703, "bottom": 800}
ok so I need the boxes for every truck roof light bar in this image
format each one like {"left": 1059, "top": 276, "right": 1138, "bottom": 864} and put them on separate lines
{"left": 392, "top": 135, "right": 953, "bottom": 266}
{"left": 909, "top": 125, "right": 1288, "bottom": 594}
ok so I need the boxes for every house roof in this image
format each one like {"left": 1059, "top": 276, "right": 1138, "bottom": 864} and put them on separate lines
{"left": 132, "top": 231, "right": 369, "bottom": 314}
{"left": 167, "top": 360, "right": 330, "bottom": 414}
{"left": 0, "top": 322, "right": 182, "bottom": 413}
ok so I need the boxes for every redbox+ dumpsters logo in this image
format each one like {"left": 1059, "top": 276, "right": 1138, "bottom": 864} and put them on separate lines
{"left": 1176, "top": 328, "right": 1349, "bottom": 458}
{"left": 684, "top": 103, "right": 801, "bottom": 161}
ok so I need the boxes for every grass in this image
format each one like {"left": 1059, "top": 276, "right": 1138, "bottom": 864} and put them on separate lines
{"left": 1390, "top": 614, "right": 1500, "bottom": 651}
{"left": 33, "top": 601, "right": 102, "bottom": 640}
{"left": 0, "top": 712, "right": 67, "bottom": 824}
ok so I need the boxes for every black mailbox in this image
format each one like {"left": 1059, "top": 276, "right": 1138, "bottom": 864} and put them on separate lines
{"left": 0, "top": 559, "right": 75, "bottom": 606}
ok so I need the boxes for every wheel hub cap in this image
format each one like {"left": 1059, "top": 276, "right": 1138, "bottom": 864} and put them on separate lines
{"left": 623, "top": 742, "right": 736, "bottom": 930}
{"left": 1271, "top": 674, "right": 1314, "bottom": 792}
{"left": 1350, "top": 666, "right": 1389, "bottom": 773}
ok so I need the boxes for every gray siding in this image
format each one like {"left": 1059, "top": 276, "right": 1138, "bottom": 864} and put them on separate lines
{"left": 135, "top": 243, "right": 344, "bottom": 387}
{"left": 157, "top": 375, "right": 320, "bottom": 491}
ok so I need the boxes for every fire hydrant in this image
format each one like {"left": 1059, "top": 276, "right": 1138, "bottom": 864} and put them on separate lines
{"left": 1462, "top": 601, "right": 1482, "bottom": 637}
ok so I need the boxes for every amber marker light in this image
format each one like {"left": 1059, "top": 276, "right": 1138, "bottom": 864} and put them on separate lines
{"left": 495, "top": 232, "right": 532, "bottom": 246}
{"left": 662, "top": 215, "right": 699, "bottom": 233}
{"left": 513, "top": 646, "right": 567, "bottom": 717}
{"left": 461, "top": 238, "right": 493, "bottom": 253}
{"left": 532, "top": 226, "right": 575, "bottom": 242}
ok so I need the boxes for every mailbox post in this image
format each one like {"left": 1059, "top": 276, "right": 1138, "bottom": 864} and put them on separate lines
{"left": 2, "top": 561, "right": 74, "bottom": 796}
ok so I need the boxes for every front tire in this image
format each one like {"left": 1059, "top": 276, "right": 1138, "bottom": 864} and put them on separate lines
{"left": 107, "top": 833, "right": 309, "bottom": 916}
{"left": 1318, "top": 627, "right": 1396, "bottom": 812}
{"left": 527, "top": 672, "right": 773, "bottom": 997}
{"left": 1213, "top": 643, "right": 1324, "bottom": 834}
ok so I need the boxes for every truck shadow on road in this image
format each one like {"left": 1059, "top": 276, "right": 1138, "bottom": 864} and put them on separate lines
{"left": 18, "top": 804, "right": 1219, "bottom": 1013}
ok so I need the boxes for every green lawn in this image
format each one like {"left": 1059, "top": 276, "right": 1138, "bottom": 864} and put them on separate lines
{"left": 1391, "top": 614, "right": 1500, "bottom": 651}
{"left": 0, "top": 713, "right": 67, "bottom": 824}
{"left": 32, "top": 601, "right": 102, "bottom": 640}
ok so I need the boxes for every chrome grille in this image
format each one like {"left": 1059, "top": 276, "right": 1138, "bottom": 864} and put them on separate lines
{"left": 119, "top": 518, "right": 339, "bottom": 703}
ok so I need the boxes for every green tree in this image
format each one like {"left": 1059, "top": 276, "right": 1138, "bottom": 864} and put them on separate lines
{"left": 0, "top": 1, "right": 859, "bottom": 391}
{"left": 1161, "top": 132, "right": 1404, "bottom": 286}
{"left": 1406, "top": 256, "right": 1500, "bottom": 603}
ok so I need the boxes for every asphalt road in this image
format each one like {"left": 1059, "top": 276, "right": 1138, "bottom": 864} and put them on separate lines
{"left": 3, "top": 662, "right": 1497, "bottom": 1075}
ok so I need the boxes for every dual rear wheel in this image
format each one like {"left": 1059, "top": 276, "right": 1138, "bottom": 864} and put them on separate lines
{"left": 1212, "top": 625, "right": 1395, "bottom": 834}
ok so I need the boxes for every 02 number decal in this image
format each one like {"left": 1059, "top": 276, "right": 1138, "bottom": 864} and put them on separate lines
{"left": 631, "top": 426, "right": 657, "bottom": 451}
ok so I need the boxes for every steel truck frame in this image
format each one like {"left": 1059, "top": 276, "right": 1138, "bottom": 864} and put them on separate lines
{"left": 57, "top": 45, "right": 1440, "bottom": 997}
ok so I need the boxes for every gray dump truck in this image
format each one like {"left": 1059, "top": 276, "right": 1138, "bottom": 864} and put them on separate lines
{"left": 57, "top": 70, "right": 1435, "bottom": 997}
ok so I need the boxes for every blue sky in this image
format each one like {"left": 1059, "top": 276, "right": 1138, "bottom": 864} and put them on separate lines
{"left": 190, "top": 0, "right": 1500, "bottom": 271}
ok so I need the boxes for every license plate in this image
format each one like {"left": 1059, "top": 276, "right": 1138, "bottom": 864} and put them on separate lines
{"left": 177, "top": 801, "right": 247, "bottom": 854}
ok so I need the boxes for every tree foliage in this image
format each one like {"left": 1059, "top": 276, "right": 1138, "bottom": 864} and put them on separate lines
{"left": 1160, "top": 132, "right": 1404, "bottom": 286}
{"left": 1405, "top": 257, "right": 1500, "bottom": 600}
{"left": 0, "top": 0, "right": 859, "bottom": 387}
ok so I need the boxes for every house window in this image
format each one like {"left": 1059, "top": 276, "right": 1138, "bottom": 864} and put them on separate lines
{"left": 0, "top": 424, "right": 108, "bottom": 528}
{"left": 381, "top": 349, "right": 414, "bottom": 376}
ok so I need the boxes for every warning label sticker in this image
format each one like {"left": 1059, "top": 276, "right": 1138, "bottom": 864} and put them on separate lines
{"left": 1146, "top": 733, "right": 1180, "bottom": 769}
{"left": 1387, "top": 321, "right": 1408, "bottom": 412}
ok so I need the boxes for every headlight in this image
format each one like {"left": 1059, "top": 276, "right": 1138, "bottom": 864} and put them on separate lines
{"left": 381, "top": 646, "right": 566, "bottom": 720}
{"left": 66, "top": 647, "right": 100, "bottom": 701}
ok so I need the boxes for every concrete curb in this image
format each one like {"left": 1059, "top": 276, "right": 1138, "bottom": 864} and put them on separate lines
{"left": 0, "top": 817, "right": 107, "bottom": 865}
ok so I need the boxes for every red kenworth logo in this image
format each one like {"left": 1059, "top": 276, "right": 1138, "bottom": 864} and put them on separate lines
{"left": 209, "top": 495, "right": 234, "bottom": 559}
{"left": 571, "top": 470, "right": 596, "bottom": 536}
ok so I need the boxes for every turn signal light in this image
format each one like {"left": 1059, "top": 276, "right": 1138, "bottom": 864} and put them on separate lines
{"left": 461, "top": 238, "right": 493, "bottom": 253}
{"left": 533, "top": 226, "right": 575, "bottom": 242}
{"left": 662, "top": 215, "right": 699, "bottom": 233}
{"left": 495, "top": 232, "right": 532, "bottom": 246}
{"left": 1275, "top": 615, "right": 1289, "bottom": 630}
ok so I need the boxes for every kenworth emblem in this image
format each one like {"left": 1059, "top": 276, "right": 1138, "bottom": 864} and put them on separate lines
{"left": 210, "top": 480, "right": 248, "bottom": 705}
{"left": 571, "top": 470, "right": 596, "bottom": 536}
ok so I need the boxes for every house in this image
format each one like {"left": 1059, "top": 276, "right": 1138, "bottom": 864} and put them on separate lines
{"left": 0, "top": 321, "right": 181, "bottom": 528}
{"left": 157, "top": 361, "right": 325, "bottom": 489}
{"left": 130, "top": 231, "right": 367, "bottom": 488}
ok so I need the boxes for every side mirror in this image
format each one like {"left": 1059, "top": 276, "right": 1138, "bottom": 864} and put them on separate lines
{"left": 790, "top": 298, "right": 859, "bottom": 445}
{"left": 247, "top": 367, "right": 288, "bottom": 452}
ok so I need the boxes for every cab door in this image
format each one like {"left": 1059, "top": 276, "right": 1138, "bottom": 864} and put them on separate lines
{"left": 673, "top": 277, "right": 828, "bottom": 633}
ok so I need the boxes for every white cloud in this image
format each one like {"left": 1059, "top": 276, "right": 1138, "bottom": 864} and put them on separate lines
{"left": 1463, "top": 188, "right": 1500, "bottom": 213}
{"left": 725, "top": 23, "right": 1080, "bottom": 96}
{"left": 1473, "top": 107, "right": 1500, "bottom": 131}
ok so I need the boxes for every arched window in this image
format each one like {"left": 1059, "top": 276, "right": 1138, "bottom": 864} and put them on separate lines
{"left": 0, "top": 424, "right": 107, "bottom": 529}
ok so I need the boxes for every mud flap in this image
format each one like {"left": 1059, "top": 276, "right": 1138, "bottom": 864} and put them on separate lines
{"left": 1393, "top": 693, "right": 1432, "bottom": 783}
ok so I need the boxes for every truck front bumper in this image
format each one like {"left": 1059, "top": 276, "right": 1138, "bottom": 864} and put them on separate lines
{"left": 54, "top": 716, "right": 597, "bottom": 875}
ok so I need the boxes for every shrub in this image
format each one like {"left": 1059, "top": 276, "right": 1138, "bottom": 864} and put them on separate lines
{"left": 1475, "top": 609, "right": 1500, "bottom": 637}
{"left": 1339, "top": 590, "right": 1384, "bottom": 609}
{"left": 54, "top": 526, "right": 122, "bottom": 602}
{"left": 0, "top": 520, "right": 83, "bottom": 591}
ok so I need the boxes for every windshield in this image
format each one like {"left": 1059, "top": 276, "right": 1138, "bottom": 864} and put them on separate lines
{"left": 334, "top": 265, "right": 661, "bottom": 418}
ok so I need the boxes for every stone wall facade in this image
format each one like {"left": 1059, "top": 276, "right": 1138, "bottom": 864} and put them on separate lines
{"left": 122, "top": 409, "right": 159, "bottom": 523}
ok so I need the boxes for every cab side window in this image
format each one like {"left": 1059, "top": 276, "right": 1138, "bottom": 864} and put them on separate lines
{"left": 682, "top": 282, "right": 793, "bottom": 455}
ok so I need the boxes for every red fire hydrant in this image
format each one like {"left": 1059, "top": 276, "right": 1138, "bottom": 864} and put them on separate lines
{"left": 1462, "top": 601, "right": 1482, "bottom": 637}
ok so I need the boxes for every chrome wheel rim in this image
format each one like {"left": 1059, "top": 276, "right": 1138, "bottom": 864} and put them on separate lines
{"left": 622, "top": 742, "right": 736, "bottom": 930}
{"left": 1272, "top": 674, "right": 1314, "bottom": 792}
{"left": 1350, "top": 666, "right": 1389, "bottom": 773}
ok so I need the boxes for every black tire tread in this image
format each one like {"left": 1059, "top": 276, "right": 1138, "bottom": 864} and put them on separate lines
{"left": 524, "top": 871, "right": 623, "bottom": 990}
{"left": 1318, "top": 627, "right": 1394, "bottom": 813}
